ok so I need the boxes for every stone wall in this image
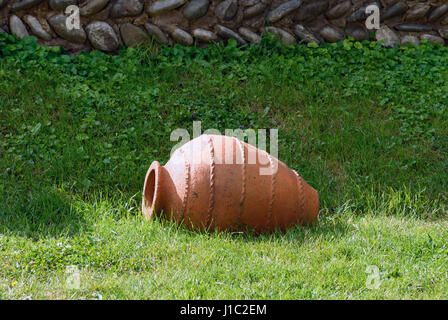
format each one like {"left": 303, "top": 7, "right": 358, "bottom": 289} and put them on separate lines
{"left": 1, "top": 0, "right": 448, "bottom": 53}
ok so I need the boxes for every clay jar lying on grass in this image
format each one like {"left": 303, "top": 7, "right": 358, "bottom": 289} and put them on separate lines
{"left": 142, "top": 134, "right": 319, "bottom": 233}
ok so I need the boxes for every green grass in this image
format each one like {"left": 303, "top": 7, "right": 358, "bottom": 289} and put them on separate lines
{"left": 0, "top": 34, "right": 447, "bottom": 299}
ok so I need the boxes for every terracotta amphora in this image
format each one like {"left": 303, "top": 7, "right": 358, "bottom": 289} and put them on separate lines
{"left": 142, "top": 134, "right": 319, "bottom": 232}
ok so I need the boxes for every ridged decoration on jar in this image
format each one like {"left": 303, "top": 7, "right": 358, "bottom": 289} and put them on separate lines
{"left": 142, "top": 134, "right": 319, "bottom": 232}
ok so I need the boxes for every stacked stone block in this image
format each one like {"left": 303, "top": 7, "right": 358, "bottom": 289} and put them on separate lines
{"left": 0, "top": 0, "right": 447, "bottom": 53}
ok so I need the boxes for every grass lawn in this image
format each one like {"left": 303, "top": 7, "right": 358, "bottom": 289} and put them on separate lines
{"left": 0, "top": 34, "right": 447, "bottom": 299}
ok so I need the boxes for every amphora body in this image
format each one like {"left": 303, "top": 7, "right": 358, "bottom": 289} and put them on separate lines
{"left": 142, "top": 134, "right": 319, "bottom": 232}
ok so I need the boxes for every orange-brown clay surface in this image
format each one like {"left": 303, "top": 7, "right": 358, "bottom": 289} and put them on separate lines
{"left": 142, "top": 134, "right": 319, "bottom": 233}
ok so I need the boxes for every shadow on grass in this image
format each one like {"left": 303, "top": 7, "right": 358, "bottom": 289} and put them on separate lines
{"left": 2, "top": 180, "right": 444, "bottom": 242}
{"left": 0, "top": 186, "right": 87, "bottom": 239}
{"left": 233, "top": 214, "right": 352, "bottom": 245}
{"left": 152, "top": 209, "right": 353, "bottom": 246}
